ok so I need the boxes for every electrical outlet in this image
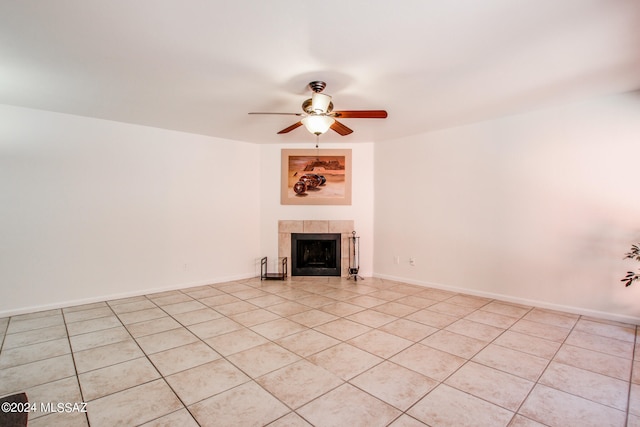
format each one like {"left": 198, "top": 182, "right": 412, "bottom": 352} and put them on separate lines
{"left": 394, "top": 256, "right": 400, "bottom": 264}
{"left": 409, "top": 257, "right": 415, "bottom": 266}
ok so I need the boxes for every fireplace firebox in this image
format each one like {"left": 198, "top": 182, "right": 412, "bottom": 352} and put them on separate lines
{"left": 291, "top": 233, "right": 341, "bottom": 276}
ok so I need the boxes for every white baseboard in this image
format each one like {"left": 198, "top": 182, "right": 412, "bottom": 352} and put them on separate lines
{"left": 373, "top": 273, "right": 640, "bottom": 326}
{"left": 0, "top": 273, "right": 256, "bottom": 318}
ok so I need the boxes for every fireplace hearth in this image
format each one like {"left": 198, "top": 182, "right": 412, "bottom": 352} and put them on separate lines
{"left": 291, "top": 233, "right": 341, "bottom": 276}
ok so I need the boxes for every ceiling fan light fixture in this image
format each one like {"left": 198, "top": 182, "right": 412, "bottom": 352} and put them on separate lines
{"left": 301, "top": 115, "right": 335, "bottom": 135}
{"left": 311, "top": 92, "right": 332, "bottom": 113}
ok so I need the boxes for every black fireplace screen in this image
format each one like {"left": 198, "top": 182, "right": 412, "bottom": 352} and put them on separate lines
{"left": 291, "top": 233, "right": 341, "bottom": 276}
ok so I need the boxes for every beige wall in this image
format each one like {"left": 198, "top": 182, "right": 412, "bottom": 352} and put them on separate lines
{"left": 373, "top": 91, "right": 640, "bottom": 323}
{"left": 0, "top": 105, "right": 261, "bottom": 316}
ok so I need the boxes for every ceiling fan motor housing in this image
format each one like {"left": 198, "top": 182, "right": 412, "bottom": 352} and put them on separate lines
{"left": 308, "top": 81, "right": 326, "bottom": 93}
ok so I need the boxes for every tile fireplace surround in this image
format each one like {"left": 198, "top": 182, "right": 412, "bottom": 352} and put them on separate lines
{"left": 278, "top": 220, "right": 355, "bottom": 277}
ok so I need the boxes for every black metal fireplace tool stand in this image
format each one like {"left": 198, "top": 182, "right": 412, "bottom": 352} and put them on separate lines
{"left": 348, "top": 231, "right": 363, "bottom": 281}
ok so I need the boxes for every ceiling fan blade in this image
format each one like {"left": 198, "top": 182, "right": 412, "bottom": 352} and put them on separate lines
{"left": 333, "top": 110, "right": 388, "bottom": 119}
{"left": 330, "top": 120, "right": 353, "bottom": 136}
{"left": 277, "top": 121, "right": 303, "bottom": 134}
{"left": 248, "top": 112, "right": 302, "bottom": 116}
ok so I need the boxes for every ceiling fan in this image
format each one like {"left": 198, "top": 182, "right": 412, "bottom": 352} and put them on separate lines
{"left": 249, "top": 81, "right": 387, "bottom": 136}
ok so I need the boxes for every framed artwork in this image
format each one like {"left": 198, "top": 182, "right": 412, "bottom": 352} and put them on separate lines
{"left": 281, "top": 149, "right": 352, "bottom": 205}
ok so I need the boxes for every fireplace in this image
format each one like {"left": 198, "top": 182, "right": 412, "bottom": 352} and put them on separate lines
{"left": 291, "top": 233, "right": 341, "bottom": 276}
{"left": 278, "top": 220, "right": 353, "bottom": 277}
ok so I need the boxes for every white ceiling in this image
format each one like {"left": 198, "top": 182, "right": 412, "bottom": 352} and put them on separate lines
{"left": 1, "top": 0, "right": 639, "bottom": 144}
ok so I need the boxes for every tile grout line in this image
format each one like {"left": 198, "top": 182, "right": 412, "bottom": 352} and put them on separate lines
{"left": 396, "top": 297, "right": 535, "bottom": 426}
{"left": 223, "top": 279, "right": 390, "bottom": 425}
{"left": 149, "top": 285, "right": 303, "bottom": 426}
{"left": 508, "top": 310, "right": 581, "bottom": 426}
{"left": 122, "top": 292, "right": 203, "bottom": 427}
{"left": 449, "top": 298, "right": 534, "bottom": 423}
{"left": 309, "top": 291, "right": 517, "bottom": 424}
{"left": 276, "top": 282, "right": 394, "bottom": 425}
{"left": 245, "top": 278, "right": 417, "bottom": 425}
{"left": 626, "top": 324, "right": 639, "bottom": 426}
{"left": 295, "top": 284, "right": 557, "bottom": 425}
{"left": 60, "top": 308, "right": 91, "bottom": 427}
{"left": 71, "top": 296, "right": 197, "bottom": 427}
{"left": 222, "top": 282, "right": 353, "bottom": 425}
{"left": 0, "top": 317, "right": 8, "bottom": 356}
{"left": 87, "top": 290, "right": 245, "bottom": 425}
{"left": 138, "top": 284, "right": 322, "bottom": 426}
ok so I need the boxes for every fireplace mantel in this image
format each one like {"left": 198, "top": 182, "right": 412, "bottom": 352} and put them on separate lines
{"left": 278, "top": 220, "right": 354, "bottom": 277}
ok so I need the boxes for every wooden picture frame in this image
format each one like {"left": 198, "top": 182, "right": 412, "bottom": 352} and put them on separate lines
{"left": 281, "top": 149, "right": 352, "bottom": 205}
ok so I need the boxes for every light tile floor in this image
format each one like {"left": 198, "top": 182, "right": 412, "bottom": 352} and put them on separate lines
{"left": 0, "top": 277, "right": 638, "bottom": 427}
